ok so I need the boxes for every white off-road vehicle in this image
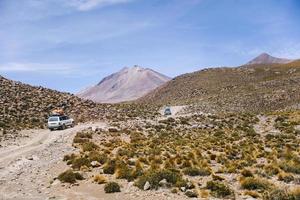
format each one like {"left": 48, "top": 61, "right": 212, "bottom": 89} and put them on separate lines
{"left": 47, "top": 115, "right": 74, "bottom": 131}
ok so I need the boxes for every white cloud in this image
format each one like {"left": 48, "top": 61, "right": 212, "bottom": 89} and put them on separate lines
{"left": 67, "top": 0, "right": 133, "bottom": 11}
{"left": 0, "top": 62, "right": 113, "bottom": 78}
{"left": 0, "top": 62, "right": 76, "bottom": 74}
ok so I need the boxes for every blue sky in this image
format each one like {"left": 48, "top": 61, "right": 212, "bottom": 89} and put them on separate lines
{"left": 0, "top": 0, "right": 300, "bottom": 93}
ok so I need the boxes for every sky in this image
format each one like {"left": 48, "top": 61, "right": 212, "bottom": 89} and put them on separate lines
{"left": 0, "top": 0, "right": 300, "bottom": 93}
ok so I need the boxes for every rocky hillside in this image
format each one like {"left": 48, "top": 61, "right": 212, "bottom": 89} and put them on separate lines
{"left": 139, "top": 61, "right": 300, "bottom": 113}
{"left": 0, "top": 75, "right": 158, "bottom": 131}
{"left": 77, "top": 65, "right": 170, "bottom": 103}
{"left": 246, "top": 53, "right": 293, "bottom": 65}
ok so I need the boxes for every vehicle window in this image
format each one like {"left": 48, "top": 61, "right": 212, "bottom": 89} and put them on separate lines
{"left": 49, "top": 117, "right": 59, "bottom": 122}
{"left": 59, "top": 116, "right": 65, "bottom": 121}
{"left": 65, "top": 116, "right": 69, "bottom": 120}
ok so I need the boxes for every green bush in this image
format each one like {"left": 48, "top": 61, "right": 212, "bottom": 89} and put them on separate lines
{"left": 135, "top": 169, "right": 183, "bottom": 190}
{"left": 240, "top": 177, "right": 271, "bottom": 191}
{"left": 183, "top": 167, "right": 211, "bottom": 176}
{"left": 206, "top": 181, "right": 233, "bottom": 198}
{"left": 104, "top": 182, "right": 121, "bottom": 193}
{"left": 81, "top": 142, "right": 99, "bottom": 152}
{"left": 58, "top": 169, "right": 83, "bottom": 183}
{"left": 72, "top": 157, "right": 91, "bottom": 170}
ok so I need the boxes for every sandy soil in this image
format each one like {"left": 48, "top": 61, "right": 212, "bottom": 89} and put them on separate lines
{"left": 0, "top": 122, "right": 106, "bottom": 200}
{"left": 0, "top": 121, "right": 192, "bottom": 200}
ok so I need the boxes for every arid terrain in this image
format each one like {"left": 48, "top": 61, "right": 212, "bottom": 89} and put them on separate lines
{"left": 0, "top": 105, "right": 300, "bottom": 200}
{"left": 1, "top": 58, "right": 300, "bottom": 200}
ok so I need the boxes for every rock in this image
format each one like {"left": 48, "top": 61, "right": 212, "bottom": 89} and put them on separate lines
{"left": 81, "top": 172, "right": 89, "bottom": 179}
{"left": 143, "top": 181, "right": 151, "bottom": 190}
{"left": 180, "top": 187, "right": 186, "bottom": 192}
{"left": 90, "top": 161, "right": 100, "bottom": 167}
{"left": 159, "top": 179, "right": 168, "bottom": 188}
{"left": 27, "top": 156, "right": 34, "bottom": 160}
{"left": 51, "top": 179, "right": 61, "bottom": 186}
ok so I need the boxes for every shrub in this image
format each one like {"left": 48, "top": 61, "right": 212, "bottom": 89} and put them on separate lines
{"left": 73, "top": 131, "right": 92, "bottom": 143}
{"left": 206, "top": 181, "right": 233, "bottom": 198}
{"left": 76, "top": 131, "right": 92, "bottom": 139}
{"left": 185, "top": 190, "right": 198, "bottom": 198}
{"left": 279, "top": 161, "right": 300, "bottom": 174}
{"left": 58, "top": 169, "right": 83, "bottom": 183}
{"left": 88, "top": 151, "right": 107, "bottom": 164}
{"left": 241, "top": 169, "right": 254, "bottom": 177}
{"left": 63, "top": 153, "right": 76, "bottom": 162}
{"left": 264, "top": 164, "right": 280, "bottom": 176}
{"left": 103, "top": 159, "right": 116, "bottom": 174}
{"left": 73, "top": 137, "right": 89, "bottom": 144}
{"left": 72, "top": 157, "right": 90, "bottom": 170}
{"left": 135, "top": 170, "right": 183, "bottom": 190}
{"left": 104, "top": 182, "right": 121, "bottom": 193}
{"left": 115, "top": 162, "right": 135, "bottom": 181}
{"left": 93, "top": 174, "right": 107, "bottom": 184}
{"left": 278, "top": 172, "right": 294, "bottom": 183}
{"left": 183, "top": 167, "right": 211, "bottom": 176}
{"left": 263, "top": 189, "right": 293, "bottom": 200}
{"left": 240, "top": 177, "right": 271, "bottom": 191}
{"left": 81, "top": 142, "right": 99, "bottom": 152}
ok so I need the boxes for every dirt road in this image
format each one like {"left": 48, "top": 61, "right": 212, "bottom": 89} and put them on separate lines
{"left": 0, "top": 122, "right": 106, "bottom": 200}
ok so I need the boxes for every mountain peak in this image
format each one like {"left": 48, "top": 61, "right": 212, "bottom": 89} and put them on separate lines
{"left": 246, "top": 53, "right": 294, "bottom": 65}
{"left": 77, "top": 66, "right": 170, "bottom": 103}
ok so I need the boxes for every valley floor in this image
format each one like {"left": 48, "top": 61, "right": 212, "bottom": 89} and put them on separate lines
{"left": 0, "top": 109, "right": 300, "bottom": 200}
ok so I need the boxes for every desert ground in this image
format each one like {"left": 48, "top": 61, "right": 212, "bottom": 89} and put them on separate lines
{"left": 1, "top": 106, "right": 299, "bottom": 200}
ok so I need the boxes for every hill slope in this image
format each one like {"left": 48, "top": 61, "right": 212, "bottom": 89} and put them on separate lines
{"left": 246, "top": 53, "right": 293, "bottom": 65}
{"left": 0, "top": 75, "right": 158, "bottom": 131}
{"left": 77, "top": 66, "right": 170, "bottom": 103}
{"left": 140, "top": 61, "right": 300, "bottom": 113}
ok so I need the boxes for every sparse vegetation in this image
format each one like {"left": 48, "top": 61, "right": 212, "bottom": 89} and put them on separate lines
{"left": 206, "top": 180, "right": 233, "bottom": 198}
{"left": 58, "top": 169, "right": 83, "bottom": 183}
{"left": 59, "top": 110, "right": 300, "bottom": 198}
{"left": 104, "top": 182, "right": 121, "bottom": 193}
{"left": 240, "top": 177, "right": 271, "bottom": 191}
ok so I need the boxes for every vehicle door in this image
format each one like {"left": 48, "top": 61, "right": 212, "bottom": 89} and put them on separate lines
{"left": 65, "top": 116, "right": 71, "bottom": 126}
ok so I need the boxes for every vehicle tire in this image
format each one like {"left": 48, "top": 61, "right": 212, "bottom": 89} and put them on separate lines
{"left": 49, "top": 128, "right": 54, "bottom": 131}
{"left": 62, "top": 124, "right": 67, "bottom": 130}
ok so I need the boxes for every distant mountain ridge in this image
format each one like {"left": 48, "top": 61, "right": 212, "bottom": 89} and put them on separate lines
{"left": 77, "top": 66, "right": 170, "bottom": 103}
{"left": 246, "top": 53, "right": 294, "bottom": 65}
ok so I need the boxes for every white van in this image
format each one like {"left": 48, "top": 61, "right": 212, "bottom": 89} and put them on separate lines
{"left": 47, "top": 115, "right": 74, "bottom": 131}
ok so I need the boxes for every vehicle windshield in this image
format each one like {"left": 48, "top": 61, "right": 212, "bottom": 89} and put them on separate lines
{"left": 48, "top": 117, "right": 59, "bottom": 122}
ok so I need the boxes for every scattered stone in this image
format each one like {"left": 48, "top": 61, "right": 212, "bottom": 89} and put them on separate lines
{"left": 51, "top": 179, "right": 61, "bottom": 186}
{"left": 144, "top": 181, "right": 151, "bottom": 190}
{"left": 90, "top": 161, "right": 100, "bottom": 167}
